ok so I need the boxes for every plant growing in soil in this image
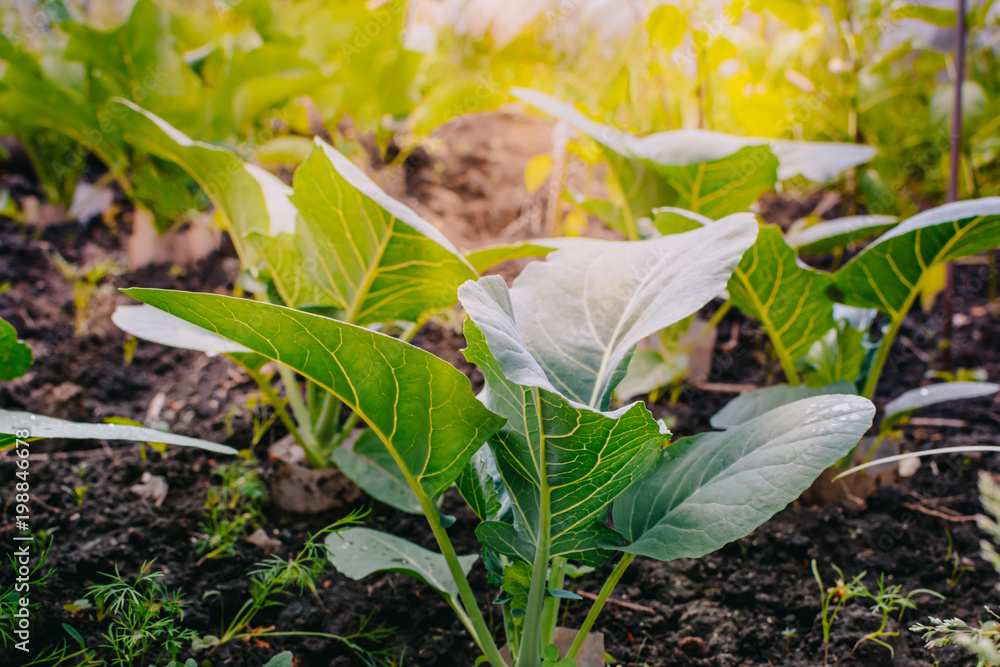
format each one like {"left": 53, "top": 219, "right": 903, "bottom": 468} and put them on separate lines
{"left": 912, "top": 472, "right": 1000, "bottom": 666}
{"left": 122, "top": 214, "right": 876, "bottom": 667}
{"left": 88, "top": 561, "right": 197, "bottom": 667}
{"left": 198, "top": 508, "right": 397, "bottom": 666}
{"left": 110, "top": 101, "right": 480, "bottom": 511}
{"left": 812, "top": 559, "right": 942, "bottom": 662}
{"left": 195, "top": 458, "right": 268, "bottom": 561}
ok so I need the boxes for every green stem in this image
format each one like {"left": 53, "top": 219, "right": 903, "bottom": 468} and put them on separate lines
{"left": 517, "top": 388, "right": 552, "bottom": 667}
{"left": 277, "top": 363, "right": 314, "bottom": 443}
{"left": 566, "top": 553, "right": 636, "bottom": 659}
{"left": 418, "top": 493, "right": 507, "bottom": 667}
{"left": 862, "top": 311, "right": 907, "bottom": 400}
{"left": 540, "top": 557, "right": 567, "bottom": 646}
{"left": 330, "top": 411, "right": 363, "bottom": 451}
{"left": 775, "top": 344, "right": 802, "bottom": 387}
{"left": 314, "top": 392, "right": 341, "bottom": 445}
{"left": 702, "top": 300, "right": 732, "bottom": 335}
{"left": 238, "top": 359, "right": 312, "bottom": 460}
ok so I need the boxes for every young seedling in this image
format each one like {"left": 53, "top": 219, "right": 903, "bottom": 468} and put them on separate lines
{"left": 87, "top": 561, "right": 197, "bottom": 667}
{"left": 196, "top": 458, "right": 267, "bottom": 562}
{"left": 199, "top": 509, "right": 397, "bottom": 666}
{"left": 812, "top": 559, "right": 942, "bottom": 663}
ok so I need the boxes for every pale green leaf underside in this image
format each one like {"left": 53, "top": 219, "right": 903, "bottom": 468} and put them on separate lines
{"left": 785, "top": 215, "right": 899, "bottom": 254}
{"left": 252, "top": 139, "right": 475, "bottom": 322}
{"left": 883, "top": 382, "right": 999, "bottom": 429}
{"left": 834, "top": 198, "right": 1000, "bottom": 315}
{"left": 614, "top": 395, "right": 875, "bottom": 561}
{"left": 123, "top": 288, "right": 503, "bottom": 499}
{"left": 729, "top": 225, "right": 836, "bottom": 360}
{"left": 709, "top": 380, "right": 858, "bottom": 429}
{"left": 324, "top": 527, "right": 478, "bottom": 605}
{"left": 463, "top": 317, "right": 663, "bottom": 563}
{"left": 112, "top": 305, "right": 251, "bottom": 355}
{"left": 0, "top": 410, "right": 236, "bottom": 455}
{"left": 459, "top": 216, "right": 757, "bottom": 410}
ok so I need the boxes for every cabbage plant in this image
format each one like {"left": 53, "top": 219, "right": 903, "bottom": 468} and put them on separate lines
{"left": 121, "top": 216, "right": 875, "bottom": 667}
{"left": 110, "top": 101, "right": 478, "bottom": 512}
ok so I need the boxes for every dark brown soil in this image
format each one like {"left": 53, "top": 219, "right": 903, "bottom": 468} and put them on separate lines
{"left": 2, "top": 112, "right": 1000, "bottom": 667}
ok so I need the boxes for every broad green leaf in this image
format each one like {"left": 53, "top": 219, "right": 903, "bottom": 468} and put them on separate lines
{"left": 107, "top": 98, "right": 295, "bottom": 264}
{"left": 0, "top": 36, "right": 128, "bottom": 191}
{"left": 785, "top": 215, "right": 899, "bottom": 254}
{"left": 61, "top": 0, "right": 207, "bottom": 132}
{"left": 464, "top": 240, "right": 565, "bottom": 274}
{"left": 324, "top": 527, "right": 478, "bottom": 607}
{"left": 729, "top": 225, "right": 836, "bottom": 371}
{"left": 123, "top": 289, "right": 503, "bottom": 500}
{"left": 513, "top": 88, "right": 873, "bottom": 221}
{"left": 332, "top": 429, "right": 422, "bottom": 515}
{"left": 461, "top": 290, "right": 664, "bottom": 564}
{"left": 0, "top": 317, "right": 33, "bottom": 381}
{"left": 112, "top": 305, "right": 251, "bottom": 355}
{"left": 883, "top": 382, "right": 999, "bottom": 430}
{"left": 0, "top": 410, "right": 236, "bottom": 455}
{"left": 709, "top": 380, "right": 858, "bottom": 429}
{"left": 833, "top": 198, "right": 1000, "bottom": 316}
{"left": 476, "top": 521, "right": 537, "bottom": 565}
{"left": 802, "top": 322, "right": 867, "bottom": 388}
{"left": 650, "top": 207, "right": 712, "bottom": 236}
{"left": 459, "top": 216, "right": 757, "bottom": 410}
{"left": 250, "top": 139, "right": 475, "bottom": 321}
{"left": 614, "top": 395, "right": 875, "bottom": 561}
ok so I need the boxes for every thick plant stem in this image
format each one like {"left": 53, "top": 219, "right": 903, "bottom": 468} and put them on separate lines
{"left": 419, "top": 494, "right": 507, "bottom": 667}
{"left": 517, "top": 388, "right": 552, "bottom": 667}
{"left": 566, "top": 553, "right": 636, "bottom": 659}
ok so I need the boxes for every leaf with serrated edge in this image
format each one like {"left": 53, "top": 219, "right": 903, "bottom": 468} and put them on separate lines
{"left": 0, "top": 410, "right": 236, "bottom": 455}
{"left": 834, "top": 198, "right": 1000, "bottom": 315}
{"left": 123, "top": 288, "right": 503, "bottom": 500}
{"left": 729, "top": 225, "right": 836, "bottom": 364}
{"left": 883, "top": 382, "right": 999, "bottom": 429}
{"left": 460, "top": 216, "right": 757, "bottom": 410}
{"left": 461, "top": 289, "right": 664, "bottom": 564}
{"left": 325, "top": 527, "right": 477, "bottom": 606}
{"left": 614, "top": 395, "right": 874, "bottom": 561}
{"left": 249, "top": 139, "right": 475, "bottom": 321}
